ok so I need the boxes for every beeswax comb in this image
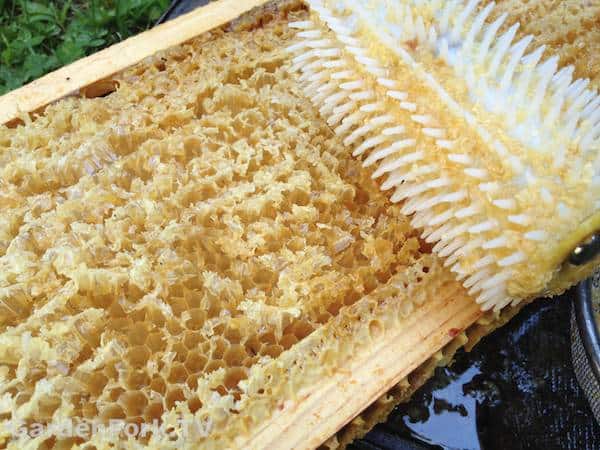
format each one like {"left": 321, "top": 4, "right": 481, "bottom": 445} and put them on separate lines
{"left": 288, "top": 0, "right": 600, "bottom": 311}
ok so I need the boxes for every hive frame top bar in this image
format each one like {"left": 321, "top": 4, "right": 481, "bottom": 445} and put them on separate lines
{"left": 0, "top": 0, "right": 272, "bottom": 126}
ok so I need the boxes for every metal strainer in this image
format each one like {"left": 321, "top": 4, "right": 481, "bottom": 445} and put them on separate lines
{"left": 572, "top": 269, "right": 600, "bottom": 422}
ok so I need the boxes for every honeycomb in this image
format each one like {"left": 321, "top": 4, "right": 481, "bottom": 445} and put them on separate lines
{"left": 0, "top": 2, "right": 454, "bottom": 448}
{"left": 1, "top": 0, "right": 596, "bottom": 449}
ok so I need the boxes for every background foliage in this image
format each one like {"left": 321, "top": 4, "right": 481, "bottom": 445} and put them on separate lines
{"left": 0, "top": 0, "right": 170, "bottom": 94}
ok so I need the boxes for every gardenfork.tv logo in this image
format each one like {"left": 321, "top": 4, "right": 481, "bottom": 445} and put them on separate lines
{"left": 4, "top": 418, "right": 211, "bottom": 440}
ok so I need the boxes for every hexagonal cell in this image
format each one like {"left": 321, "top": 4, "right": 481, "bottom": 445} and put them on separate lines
{"left": 204, "top": 360, "right": 226, "bottom": 374}
{"left": 108, "top": 387, "right": 126, "bottom": 402}
{"left": 205, "top": 298, "right": 222, "bottom": 319}
{"left": 326, "top": 301, "right": 342, "bottom": 316}
{"left": 183, "top": 331, "right": 203, "bottom": 350}
{"left": 343, "top": 289, "right": 361, "bottom": 306}
{"left": 99, "top": 404, "right": 126, "bottom": 421}
{"left": 81, "top": 402, "right": 98, "bottom": 419}
{"left": 213, "top": 384, "right": 227, "bottom": 396}
{"left": 103, "top": 363, "right": 119, "bottom": 380}
{"left": 223, "top": 325, "right": 242, "bottom": 344}
{"left": 316, "top": 312, "right": 331, "bottom": 324}
{"left": 73, "top": 344, "right": 93, "bottom": 367}
{"left": 146, "top": 331, "right": 167, "bottom": 352}
{"left": 337, "top": 251, "right": 356, "bottom": 269}
{"left": 108, "top": 301, "right": 127, "bottom": 319}
{"left": 80, "top": 372, "right": 109, "bottom": 397}
{"left": 167, "top": 363, "right": 188, "bottom": 384}
{"left": 170, "top": 283, "right": 184, "bottom": 298}
{"left": 280, "top": 333, "right": 298, "bottom": 350}
{"left": 188, "top": 396, "right": 203, "bottom": 414}
{"left": 260, "top": 344, "right": 283, "bottom": 359}
{"left": 90, "top": 293, "right": 115, "bottom": 309}
{"left": 184, "top": 308, "right": 207, "bottom": 330}
{"left": 243, "top": 334, "right": 261, "bottom": 356}
{"left": 126, "top": 322, "right": 149, "bottom": 346}
{"left": 118, "top": 390, "right": 148, "bottom": 417}
{"left": 242, "top": 356, "right": 259, "bottom": 368}
{"left": 169, "top": 296, "right": 188, "bottom": 316}
{"left": 149, "top": 376, "right": 167, "bottom": 395}
{"left": 184, "top": 351, "right": 207, "bottom": 374}
{"left": 146, "top": 309, "right": 166, "bottom": 328}
{"left": 171, "top": 342, "right": 188, "bottom": 363}
{"left": 129, "top": 309, "right": 147, "bottom": 324}
{"left": 212, "top": 322, "right": 226, "bottom": 336}
{"left": 126, "top": 284, "right": 146, "bottom": 304}
{"left": 209, "top": 337, "right": 229, "bottom": 360}
{"left": 288, "top": 320, "right": 314, "bottom": 340}
{"left": 200, "top": 341, "right": 211, "bottom": 354}
{"left": 110, "top": 318, "right": 133, "bottom": 332}
{"left": 223, "top": 344, "right": 246, "bottom": 366}
{"left": 125, "top": 345, "right": 151, "bottom": 368}
{"left": 183, "top": 288, "right": 202, "bottom": 308}
{"left": 258, "top": 330, "right": 276, "bottom": 345}
{"left": 126, "top": 370, "right": 150, "bottom": 390}
{"left": 166, "top": 319, "right": 184, "bottom": 336}
{"left": 223, "top": 367, "right": 247, "bottom": 390}
{"left": 165, "top": 387, "right": 186, "bottom": 410}
{"left": 144, "top": 402, "right": 164, "bottom": 421}
{"left": 38, "top": 395, "right": 62, "bottom": 420}
{"left": 186, "top": 374, "right": 199, "bottom": 390}
{"left": 252, "top": 269, "right": 276, "bottom": 286}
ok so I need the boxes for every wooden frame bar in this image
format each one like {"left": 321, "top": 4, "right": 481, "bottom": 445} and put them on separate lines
{"left": 238, "top": 294, "right": 480, "bottom": 449}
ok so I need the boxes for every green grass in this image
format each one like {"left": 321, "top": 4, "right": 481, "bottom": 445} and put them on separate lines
{"left": 0, "top": 0, "right": 170, "bottom": 95}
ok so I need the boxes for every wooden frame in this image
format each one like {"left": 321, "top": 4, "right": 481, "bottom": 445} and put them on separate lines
{"left": 0, "top": 1, "right": 483, "bottom": 448}
{"left": 0, "top": 0, "right": 271, "bottom": 125}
